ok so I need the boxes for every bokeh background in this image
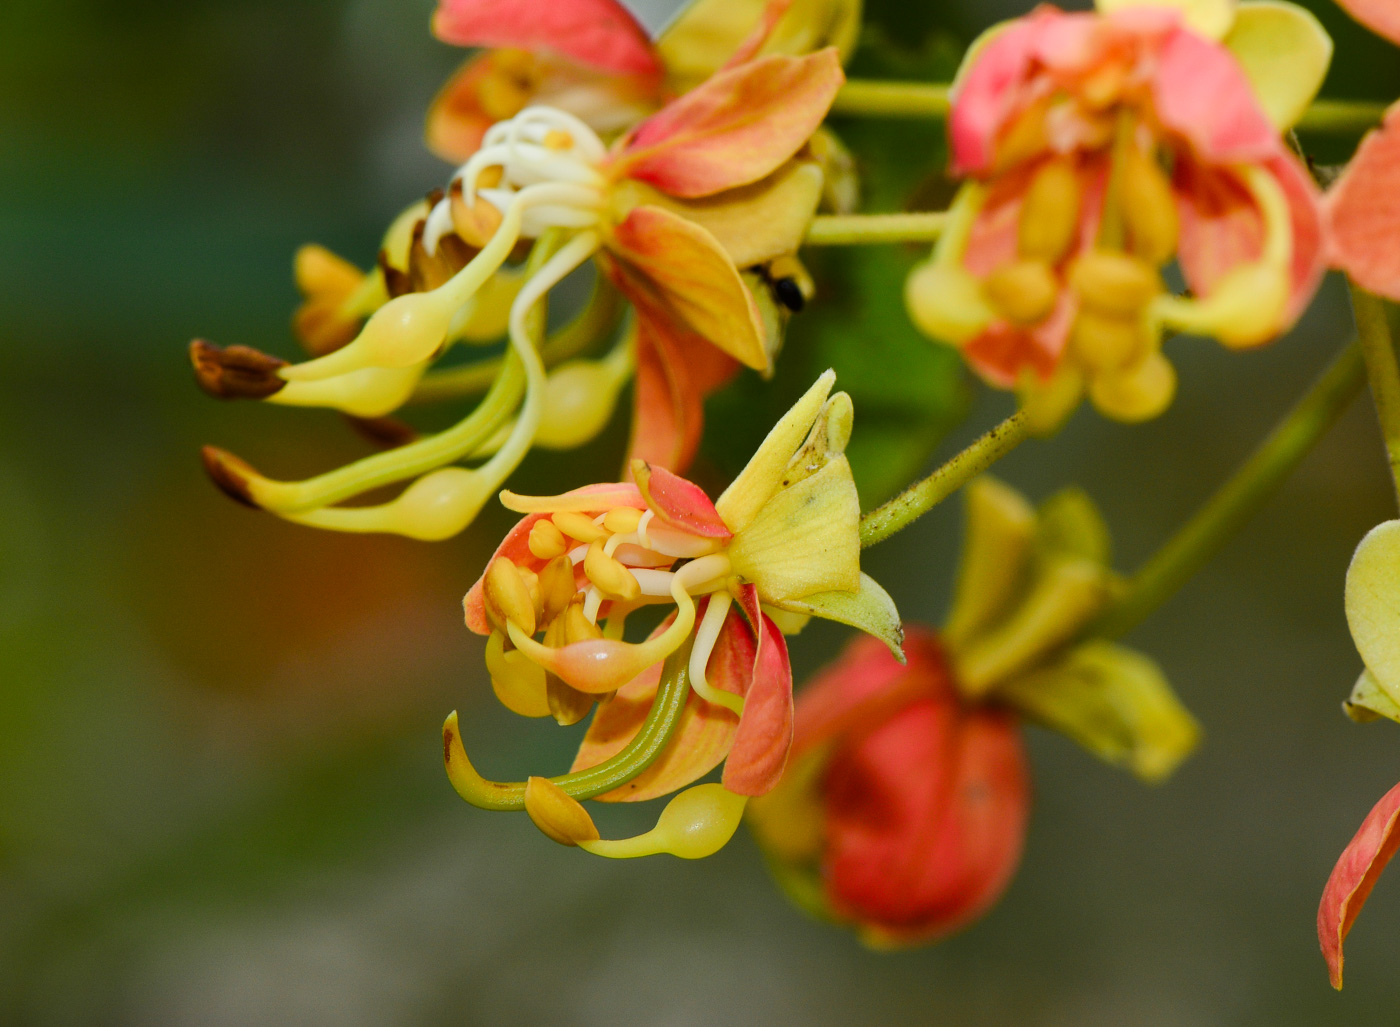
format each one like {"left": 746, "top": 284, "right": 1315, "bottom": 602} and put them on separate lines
{"left": 4, "top": 0, "right": 1400, "bottom": 1022}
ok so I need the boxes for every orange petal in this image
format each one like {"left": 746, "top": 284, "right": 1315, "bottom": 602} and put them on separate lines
{"left": 611, "top": 205, "right": 768, "bottom": 370}
{"left": 1325, "top": 110, "right": 1400, "bottom": 302}
{"left": 1319, "top": 780, "right": 1400, "bottom": 989}
{"left": 610, "top": 50, "right": 844, "bottom": 198}
{"left": 721, "top": 0, "right": 796, "bottom": 69}
{"left": 625, "top": 303, "right": 706, "bottom": 473}
{"left": 432, "top": 0, "right": 661, "bottom": 77}
{"left": 721, "top": 610, "right": 793, "bottom": 795}
{"left": 425, "top": 55, "right": 500, "bottom": 164}
{"left": 1331, "top": 0, "right": 1400, "bottom": 45}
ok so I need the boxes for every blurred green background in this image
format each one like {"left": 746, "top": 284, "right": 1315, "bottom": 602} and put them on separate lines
{"left": 3, "top": 0, "right": 1400, "bottom": 1022}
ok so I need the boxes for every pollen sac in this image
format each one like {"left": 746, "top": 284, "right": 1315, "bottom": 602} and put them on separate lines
{"left": 524, "top": 776, "right": 601, "bottom": 847}
{"left": 484, "top": 557, "right": 537, "bottom": 635}
{"left": 189, "top": 341, "right": 288, "bottom": 400}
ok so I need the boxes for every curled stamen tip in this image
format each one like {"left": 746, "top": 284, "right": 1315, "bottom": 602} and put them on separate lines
{"left": 189, "top": 340, "right": 288, "bottom": 400}
{"left": 200, "top": 446, "right": 259, "bottom": 508}
{"left": 442, "top": 711, "right": 523, "bottom": 809}
{"left": 524, "top": 776, "right": 600, "bottom": 846}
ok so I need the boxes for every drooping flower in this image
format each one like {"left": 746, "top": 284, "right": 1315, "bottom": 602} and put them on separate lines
{"left": 443, "top": 372, "right": 906, "bottom": 858}
{"left": 905, "top": 0, "right": 1329, "bottom": 429}
{"left": 1316, "top": 519, "right": 1400, "bottom": 987}
{"left": 751, "top": 475, "right": 1199, "bottom": 945}
{"left": 425, "top": 0, "right": 862, "bottom": 164}
{"left": 193, "top": 49, "right": 844, "bottom": 539}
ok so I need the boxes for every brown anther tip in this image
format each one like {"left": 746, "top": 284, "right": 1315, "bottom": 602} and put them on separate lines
{"left": 200, "top": 446, "right": 259, "bottom": 508}
{"left": 189, "top": 340, "right": 288, "bottom": 400}
{"left": 343, "top": 415, "right": 420, "bottom": 449}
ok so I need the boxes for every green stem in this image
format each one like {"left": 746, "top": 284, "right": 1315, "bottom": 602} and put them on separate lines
{"left": 1297, "top": 99, "right": 1388, "bottom": 134}
{"left": 805, "top": 212, "right": 947, "bottom": 246}
{"left": 860, "top": 412, "right": 1029, "bottom": 549}
{"left": 1092, "top": 340, "right": 1365, "bottom": 640}
{"left": 444, "top": 636, "right": 694, "bottom": 810}
{"left": 1350, "top": 283, "right": 1400, "bottom": 504}
{"left": 834, "top": 80, "right": 1384, "bottom": 135}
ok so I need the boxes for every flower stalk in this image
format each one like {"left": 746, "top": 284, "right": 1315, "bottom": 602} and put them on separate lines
{"left": 859, "top": 411, "right": 1029, "bottom": 548}
{"left": 1350, "top": 284, "right": 1400, "bottom": 504}
{"left": 1092, "top": 340, "right": 1366, "bottom": 639}
{"left": 805, "top": 212, "right": 947, "bottom": 246}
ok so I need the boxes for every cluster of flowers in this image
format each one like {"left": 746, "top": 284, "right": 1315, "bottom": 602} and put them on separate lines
{"left": 188, "top": 0, "right": 1400, "bottom": 968}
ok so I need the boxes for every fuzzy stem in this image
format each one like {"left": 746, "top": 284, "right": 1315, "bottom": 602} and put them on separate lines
{"left": 1297, "top": 99, "right": 1388, "bottom": 134}
{"left": 805, "top": 212, "right": 947, "bottom": 246}
{"left": 1092, "top": 341, "right": 1365, "bottom": 640}
{"left": 860, "top": 412, "right": 1029, "bottom": 548}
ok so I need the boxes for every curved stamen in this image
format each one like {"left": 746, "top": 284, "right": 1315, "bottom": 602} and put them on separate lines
{"left": 688, "top": 591, "right": 745, "bottom": 715}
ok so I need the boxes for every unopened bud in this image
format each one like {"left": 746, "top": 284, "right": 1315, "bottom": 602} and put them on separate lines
{"left": 553, "top": 510, "right": 606, "bottom": 544}
{"left": 983, "top": 260, "right": 1059, "bottom": 325}
{"left": 485, "top": 557, "right": 537, "bottom": 635}
{"left": 1019, "top": 159, "right": 1081, "bottom": 264}
{"left": 1088, "top": 350, "right": 1176, "bottom": 423}
{"left": 528, "top": 518, "right": 569, "bottom": 560}
{"left": 905, "top": 261, "right": 996, "bottom": 345}
{"left": 524, "top": 776, "right": 600, "bottom": 846}
{"left": 1069, "top": 251, "right": 1161, "bottom": 317}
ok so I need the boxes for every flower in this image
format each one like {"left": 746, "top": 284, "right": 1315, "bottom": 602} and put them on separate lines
{"left": 194, "top": 49, "right": 844, "bottom": 539}
{"left": 1318, "top": 0, "right": 1400, "bottom": 299}
{"left": 749, "top": 628, "right": 1030, "bottom": 947}
{"left": 425, "top": 0, "right": 862, "bottom": 163}
{"left": 751, "top": 475, "right": 1199, "bottom": 945}
{"left": 1315, "top": 519, "right": 1400, "bottom": 987}
{"left": 443, "top": 372, "right": 905, "bottom": 858}
{"left": 905, "top": 0, "right": 1329, "bottom": 429}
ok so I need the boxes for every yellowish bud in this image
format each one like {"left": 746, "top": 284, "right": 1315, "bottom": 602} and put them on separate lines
{"left": 1088, "top": 351, "right": 1177, "bottom": 423}
{"left": 1018, "top": 159, "right": 1081, "bottom": 264}
{"left": 904, "top": 261, "right": 996, "bottom": 345}
{"left": 1069, "top": 251, "right": 1162, "bottom": 317}
{"left": 983, "top": 259, "right": 1060, "bottom": 325}
{"left": 584, "top": 541, "right": 640, "bottom": 601}
{"left": 603, "top": 506, "right": 643, "bottom": 535}
{"left": 1070, "top": 309, "right": 1146, "bottom": 373}
{"left": 524, "top": 776, "right": 601, "bottom": 846}
{"left": 484, "top": 557, "right": 537, "bottom": 636}
{"left": 552, "top": 510, "right": 606, "bottom": 544}
{"left": 1120, "top": 147, "right": 1179, "bottom": 265}
{"left": 528, "top": 518, "right": 568, "bottom": 560}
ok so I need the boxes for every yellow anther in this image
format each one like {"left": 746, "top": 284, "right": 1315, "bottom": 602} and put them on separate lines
{"left": 450, "top": 169, "right": 505, "bottom": 249}
{"left": 1018, "top": 159, "right": 1081, "bottom": 264}
{"left": 1088, "top": 350, "right": 1177, "bottom": 422}
{"left": 546, "top": 677, "right": 594, "bottom": 726}
{"left": 905, "top": 261, "right": 997, "bottom": 345}
{"left": 1079, "top": 61, "right": 1128, "bottom": 111}
{"left": 552, "top": 510, "right": 607, "bottom": 544}
{"left": 983, "top": 259, "right": 1060, "bottom": 325}
{"left": 477, "top": 69, "right": 533, "bottom": 122}
{"left": 1120, "top": 147, "right": 1179, "bottom": 266}
{"left": 603, "top": 507, "right": 643, "bottom": 534}
{"left": 484, "top": 557, "right": 537, "bottom": 636}
{"left": 1069, "top": 251, "right": 1162, "bottom": 317}
{"left": 524, "top": 777, "right": 601, "bottom": 846}
{"left": 565, "top": 599, "right": 606, "bottom": 643}
{"left": 1070, "top": 309, "right": 1146, "bottom": 373}
{"left": 517, "top": 566, "right": 542, "bottom": 621}
{"left": 485, "top": 630, "right": 550, "bottom": 717}
{"left": 538, "top": 555, "right": 578, "bottom": 625}
{"left": 1017, "top": 363, "right": 1085, "bottom": 437}
{"left": 528, "top": 518, "right": 568, "bottom": 560}
{"left": 584, "top": 541, "right": 640, "bottom": 601}
{"left": 542, "top": 129, "right": 573, "bottom": 151}
{"left": 995, "top": 101, "right": 1052, "bottom": 172}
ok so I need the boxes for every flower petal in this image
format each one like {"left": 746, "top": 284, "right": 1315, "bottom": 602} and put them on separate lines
{"left": 775, "top": 573, "right": 905, "bottom": 661}
{"left": 1319, "top": 780, "right": 1400, "bottom": 989}
{"left": 723, "top": 611, "right": 794, "bottom": 795}
{"left": 1325, "top": 110, "right": 1400, "bottom": 301}
{"left": 432, "top": 0, "right": 661, "bottom": 77}
{"left": 1223, "top": 1, "right": 1332, "bottom": 131}
{"left": 611, "top": 50, "right": 844, "bottom": 198}
{"left": 1346, "top": 519, "right": 1400, "bottom": 693}
{"left": 425, "top": 55, "right": 499, "bottom": 165}
{"left": 1330, "top": 0, "right": 1400, "bottom": 44}
{"left": 633, "top": 461, "right": 733, "bottom": 538}
{"left": 1098, "top": 0, "right": 1237, "bottom": 39}
{"left": 610, "top": 205, "right": 769, "bottom": 370}
{"left": 1151, "top": 26, "right": 1280, "bottom": 163}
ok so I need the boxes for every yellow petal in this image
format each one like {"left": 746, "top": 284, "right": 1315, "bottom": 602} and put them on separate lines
{"left": 944, "top": 477, "right": 1036, "bottom": 652}
{"left": 1035, "top": 487, "right": 1113, "bottom": 568}
{"left": 1096, "top": 0, "right": 1236, "bottom": 38}
{"left": 716, "top": 369, "right": 835, "bottom": 532}
{"left": 1346, "top": 519, "right": 1400, "bottom": 694}
{"left": 773, "top": 572, "right": 904, "bottom": 660}
{"left": 1344, "top": 669, "right": 1400, "bottom": 725}
{"left": 728, "top": 456, "right": 861, "bottom": 604}
{"left": 1224, "top": 1, "right": 1333, "bottom": 131}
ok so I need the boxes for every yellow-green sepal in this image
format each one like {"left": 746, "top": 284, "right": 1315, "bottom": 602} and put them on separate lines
{"left": 774, "top": 572, "right": 905, "bottom": 661}
{"left": 1224, "top": 1, "right": 1333, "bottom": 131}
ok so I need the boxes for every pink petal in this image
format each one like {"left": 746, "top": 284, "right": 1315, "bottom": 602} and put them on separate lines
{"left": 611, "top": 50, "right": 844, "bottom": 198}
{"left": 1332, "top": 0, "right": 1400, "bottom": 46}
{"left": 1151, "top": 26, "right": 1279, "bottom": 163}
{"left": 633, "top": 462, "right": 732, "bottom": 538}
{"left": 432, "top": 0, "right": 661, "bottom": 77}
{"left": 948, "top": 16, "right": 1042, "bottom": 176}
{"left": 720, "top": 0, "right": 795, "bottom": 70}
{"left": 722, "top": 611, "right": 794, "bottom": 795}
{"left": 1319, "top": 780, "right": 1400, "bottom": 989}
{"left": 1325, "top": 110, "right": 1400, "bottom": 301}
{"left": 625, "top": 304, "right": 707, "bottom": 474}
{"left": 462, "top": 482, "right": 641, "bottom": 635}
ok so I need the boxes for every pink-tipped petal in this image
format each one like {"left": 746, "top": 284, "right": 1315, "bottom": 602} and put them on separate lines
{"left": 1319, "top": 780, "right": 1400, "bottom": 989}
{"left": 1332, "top": 0, "right": 1400, "bottom": 46}
{"left": 1152, "top": 27, "right": 1281, "bottom": 163}
{"left": 612, "top": 50, "right": 844, "bottom": 198}
{"left": 721, "top": 0, "right": 796, "bottom": 69}
{"left": 1325, "top": 110, "right": 1400, "bottom": 301}
{"left": 432, "top": 0, "right": 661, "bottom": 77}
{"left": 722, "top": 611, "right": 794, "bottom": 796}
{"left": 634, "top": 462, "right": 733, "bottom": 538}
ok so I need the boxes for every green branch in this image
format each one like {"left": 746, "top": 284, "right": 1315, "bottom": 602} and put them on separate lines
{"left": 1351, "top": 284, "right": 1400, "bottom": 505}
